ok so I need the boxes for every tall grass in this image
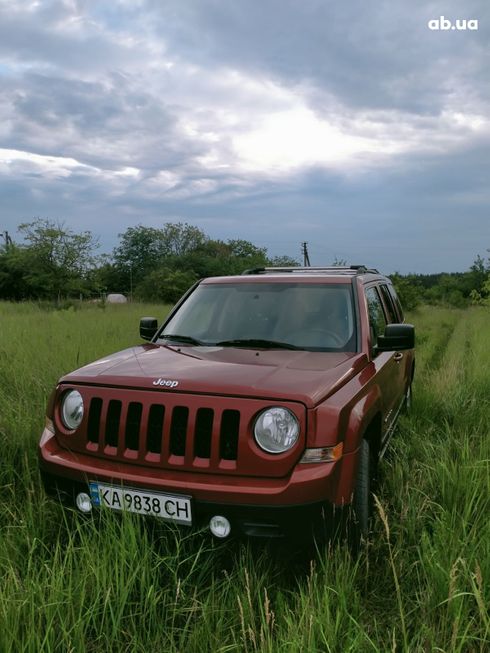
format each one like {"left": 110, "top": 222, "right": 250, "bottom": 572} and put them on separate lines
{"left": 0, "top": 301, "right": 488, "bottom": 651}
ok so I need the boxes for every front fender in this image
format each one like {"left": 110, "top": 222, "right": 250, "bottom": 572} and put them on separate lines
{"left": 309, "top": 384, "right": 383, "bottom": 506}
{"left": 342, "top": 385, "right": 382, "bottom": 453}
{"left": 333, "top": 387, "right": 383, "bottom": 505}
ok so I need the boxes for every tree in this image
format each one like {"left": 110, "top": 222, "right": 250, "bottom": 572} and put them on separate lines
{"left": 227, "top": 239, "right": 268, "bottom": 262}
{"left": 113, "top": 222, "right": 207, "bottom": 285}
{"left": 268, "top": 255, "right": 300, "bottom": 267}
{"left": 113, "top": 225, "right": 168, "bottom": 285}
{"left": 135, "top": 267, "right": 198, "bottom": 303}
{"left": 160, "top": 222, "right": 206, "bottom": 257}
{"left": 113, "top": 229, "right": 275, "bottom": 283}
{"left": 468, "top": 254, "right": 489, "bottom": 296}
{"left": 88, "top": 255, "right": 128, "bottom": 296}
{"left": 0, "top": 245, "right": 38, "bottom": 300}
{"left": 390, "top": 273, "right": 423, "bottom": 311}
{"left": 223, "top": 239, "right": 269, "bottom": 272}
{"left": 0, "top": 219, "right": 99, "bottom": 299}
{"left": 176, "top": 240, "right": 238, "bottom": 277}
{"left": 19, "top": 219, "right": 98, "bottom": 275}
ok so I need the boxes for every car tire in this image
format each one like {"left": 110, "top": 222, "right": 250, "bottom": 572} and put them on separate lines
{"left": 349, "top": 439, "right": 374, "bottom": 550}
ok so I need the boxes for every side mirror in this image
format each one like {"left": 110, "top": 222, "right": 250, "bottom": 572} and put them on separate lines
{"left": 376, "top": 323, "right": 415, "bottom": 351}
{"left": 140, "top": 317, "right": 158, "bottom": 341}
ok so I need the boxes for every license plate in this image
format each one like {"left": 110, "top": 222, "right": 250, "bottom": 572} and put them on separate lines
{"left": 89, "top": 482, "right": 192, "bottom": 525}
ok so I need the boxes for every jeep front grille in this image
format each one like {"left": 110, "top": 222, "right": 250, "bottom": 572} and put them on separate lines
{"left": 85, "top": 396, "right": 239, "bottom": 464}
{"left": 56, "top": 387, "right": 305, "bottom": 477}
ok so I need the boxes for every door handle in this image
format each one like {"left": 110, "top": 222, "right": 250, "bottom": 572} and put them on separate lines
{"left": 393, "top": 352, "right": 404, "bottom": 362}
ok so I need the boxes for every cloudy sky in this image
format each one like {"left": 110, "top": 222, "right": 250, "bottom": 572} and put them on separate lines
{"left": 0, "top": 0, "right": 489, "bottom": 273}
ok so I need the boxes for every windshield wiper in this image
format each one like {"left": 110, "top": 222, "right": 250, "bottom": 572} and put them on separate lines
{"left": 215, "top": 338, "right": 305, "bottom": 350}
{"left": 159, "top": 334, "right": 207, "bottom": 346}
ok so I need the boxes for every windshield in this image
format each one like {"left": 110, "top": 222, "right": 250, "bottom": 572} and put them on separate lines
{"left": 159, "top": 282, "right": 357, "bottom": 352}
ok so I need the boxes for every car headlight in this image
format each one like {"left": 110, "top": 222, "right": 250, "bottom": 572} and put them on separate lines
{"left": 61, "top": 390, "right": 84, "bottom": 430}
{"left": 254, "top": 407, "right": 299, "bottom": 453}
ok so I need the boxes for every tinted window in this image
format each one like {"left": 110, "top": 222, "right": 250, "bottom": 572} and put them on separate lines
{"left": 379, "top": 284, "right": 398, "bottom": 323}
{"left": 387, "top": 285, "right": 404, "bottom": 321}
{"left": 366, "top": 287, "right": 386, "bottom": 348}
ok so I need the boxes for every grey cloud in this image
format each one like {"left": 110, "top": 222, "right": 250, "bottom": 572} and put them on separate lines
{"left": 0, "top": 71, "right": 208, "bottom": 172}
{"left": 145, "top": 0, "right": 489, "bottom": 114}
{"left": 0, "top": 1, "right": 148, "bottom": 74}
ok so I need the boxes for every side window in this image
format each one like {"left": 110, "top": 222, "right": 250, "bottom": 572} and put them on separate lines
{"left": 387, "top": 285, "right": 404, "bottom": 322}
{"left": 366, "top": 287, "right": 386, "bottom": 350}
{"left": 379, "top": 284, "right": 398, "bottom": 323}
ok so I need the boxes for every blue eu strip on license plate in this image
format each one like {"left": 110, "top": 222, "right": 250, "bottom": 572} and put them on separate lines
{"left": 89, "top": 482, "right": 192, "bottom": 525}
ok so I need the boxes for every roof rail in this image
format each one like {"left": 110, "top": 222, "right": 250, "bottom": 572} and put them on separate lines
{"left": 241, "top": 267, "right": 266, "bottom": 275}
{"left": 241, "top": 266, "right": 380, "bottom": 275}
{"left": 348, "top": 265, "right": 380, "bottom": 273}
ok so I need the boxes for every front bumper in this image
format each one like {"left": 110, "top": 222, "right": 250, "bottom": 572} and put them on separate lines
{"left": 39, "top": 428, "right": 353, "bottom": 539}
{"left": 40, "top": 469, "right": 346, "bottom": 539}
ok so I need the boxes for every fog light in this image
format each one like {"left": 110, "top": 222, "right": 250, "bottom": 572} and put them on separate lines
{"left": 76, "top": 492, "right": 92, "bottom": 513}
{"left": 209, "top": 515, "right": 231, "bottom": 538}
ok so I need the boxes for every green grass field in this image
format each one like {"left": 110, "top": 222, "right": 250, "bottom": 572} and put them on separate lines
{"left": 0, "top": 302, "right": 488, "bottom": 652}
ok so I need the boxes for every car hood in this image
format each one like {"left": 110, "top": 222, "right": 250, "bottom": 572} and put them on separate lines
{"left": 60, "top": 343, "right": 368, "bottom": 408}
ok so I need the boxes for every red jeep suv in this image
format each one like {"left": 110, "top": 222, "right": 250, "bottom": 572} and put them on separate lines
{"left": 39, "top": 266, "right": 415, "bottom": 541}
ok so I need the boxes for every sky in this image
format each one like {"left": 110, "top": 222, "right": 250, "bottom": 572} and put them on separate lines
{"left": 0, "top": 0, "right": 489, "bottom": 274}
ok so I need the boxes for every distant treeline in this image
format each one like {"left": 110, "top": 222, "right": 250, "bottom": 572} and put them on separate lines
{"left": 0, "top": 219, "right": 298, "bottom": 303}
{"left": 390, "top": 257, "right": 490, "bottom": 309}
{"left": 1, "top": 219, "right": 489, "bottom": 308}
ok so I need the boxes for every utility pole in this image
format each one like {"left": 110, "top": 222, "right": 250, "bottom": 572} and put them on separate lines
{"left": 1, "top": 230, "right": 13, "bottom": 248}
{"left": 301, "top": 242, "right": 311, "bottom": 267}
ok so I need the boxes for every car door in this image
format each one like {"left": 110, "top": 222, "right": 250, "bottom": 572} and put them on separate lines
{"left": 365, "top": 285, "right": 406, "bottom": 449}
{"left": 378, "top": 282, "right": 413, "bottom": 399}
